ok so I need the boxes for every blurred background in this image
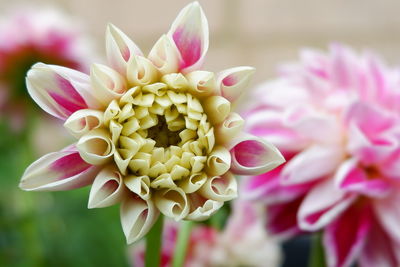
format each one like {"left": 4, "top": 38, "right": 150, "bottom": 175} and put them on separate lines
{"left": 0, "top": 0, "right": 399, "bottom": 266}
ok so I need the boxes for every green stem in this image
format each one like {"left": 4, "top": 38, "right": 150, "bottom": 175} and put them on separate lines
{"left": 172, "top": 220, "right": 194, "bottom": 267}
{"left": 145, "top": 215, "right": 164, "bottom": 267}
{"left": 308, "top": 233, "right": 326, "bottom": 267}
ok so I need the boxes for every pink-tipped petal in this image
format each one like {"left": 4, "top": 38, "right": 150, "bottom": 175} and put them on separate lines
{"left": 106, "top": 23, "right": 143, "bottom": 74}
{"left": 167, "top": 1, "right": 209, "bottom": 73}
{"left": 298, "top": 178, "right": 356, "bottom": 231}
{"left": 26, "top": 63, "right": 100, "bottom": 120}
{"left": 334, "top": 159, "right": 391, "bottom": 198}
{"left": 229, "top": 133, "right": 285, "bottom": 176}
{"left": 281, "top": 145, "right": 344, "bottom": 185}
{"left": 267, "top": 197, "right": 304, "bottom": 239}
{"left": 323, "top": 203, "right": 372, "bottom": 267}
{"left": 218, "top": 66, "right": 255, "bottom": 102}
{"left": 19, "top": 145, "right": 99, "bottom": 191}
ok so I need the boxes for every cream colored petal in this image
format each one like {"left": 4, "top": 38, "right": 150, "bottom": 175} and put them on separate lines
{"left": 203, "top": 95, "right": 231, "bottom": 125}
{"left": 109, "top": 120, "right": 123, "bottom": 144}
{"left": 198, "top": 172, "right": 238, "bottom": 202}
{"left": 64, "top": 109, "right": 104, "bottom": 138}
{"left": 185, "top": 193, "right": 224, "bottom": 221}
{"left": 148, "top": 34, "right": 180, "bottom": 75}
{"left": 186, "top": 71, "right": 218, "bottom": 98}
{"left": 106, "top": 23, "right": 143, "bottom": 74}
{"left": 76, "top": 128, "right": 115, "bottom": 165}
{"left": 142, "top": 83, "right": 168, "bottom": 96}
{"left": 119, "top": 86, "right": 141, "bottom": 105}
{"left": 114, "top": 148, "right": 133, "bottom": 175}
{"left": 103, "top": 99, "right": 121, "bottom": 125}
{"left": 206, "top": 146, "right": 231, "bottom": 176}
{"left": 150, "top": 173, "right": 176, "bottom": 189}
{"left": 215, "top": 112, "right": 244, "bottom": 144}
{"left": 178, "top": 173, "right": 207, "bottom": 193}
{"left": 120, "top": 194, "right": 159, "bottom": 244}
{"left": 228, "top": 133, "right": 285, "bottom": 175}
{"left": 124, "top": 175, "right": 151, "bottom": 200}
{"left": 161, "top": 73, "right": 188, "bottom": 92}
{"left": 90, "top": 63, "right": 127, "bottom": 106}
{"left": 88, "top": 165, "right": 127, "bottom": 208}
{"left": 190, "top": 156, "right": 207, "bottom": 173}
{"left": 217, "top": 66, "right": 255, "bottom": 102}
{"left": 126, "top": 56, "right": 159, "bottom": 87}
{"left": 154, "top": 187, "right": 190, "bottom": 221}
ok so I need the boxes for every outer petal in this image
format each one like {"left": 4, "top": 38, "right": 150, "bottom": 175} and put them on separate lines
{"left": 148, "top": 34, "right": 180, "bottom": 75}
{"left": 106, "top": 23, "right": 143, "bottom": 74}
{"left": 217, "top": 66, "right": 255, "bottom": 102}
{"left": 63, "top": 109, "right": 104, "bottom": 138}
{"left": 228, "top": 133, "right": 285, "bottom": 176}
{"left": 120, "top": 194, "right": 159, "bottom": 244}
{"left": 323, "top": 203, "right": 372, "bottom": 267}
{"left": 26, "top": 63, "right": 99, "bottom": 120}
{"left": 281, "top": 145, "right": 344, "bottom": 185}
{"left": 215, "top": 112, "right": 244, "bottom": 144}
{"left": 167, "top": 1, "right": 209, "bottom": 73}
{"left": 19, "top": 145, "right": 99, "bottom": 191}
{"left": 298, "top": 178, "right": 357, "bottom": 231}
{"left": 88, "top": 165, "right": 127, "bottom": 208}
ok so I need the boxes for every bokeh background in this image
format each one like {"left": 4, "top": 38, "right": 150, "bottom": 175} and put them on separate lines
{"left": 0, "top": 0, "right": 399, "bottom": 266}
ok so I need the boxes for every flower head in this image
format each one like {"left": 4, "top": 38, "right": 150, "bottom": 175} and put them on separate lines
{"left": 0, "top": 6, "right": 94, "bottom": 130}
{"left": 19, "top": 2, "right": 284, "bottom": 244}
{"left": 130, "top": 200, "right": 282, "bottom": 267}
{"left": 243, "top": 44, "right": 400, "bottom": 267}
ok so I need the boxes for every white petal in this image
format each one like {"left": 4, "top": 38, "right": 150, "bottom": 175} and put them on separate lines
{"left": 217, "top": 66, "right": 255, "bottom": 102}
{"left": 198, "top": 172, "right": 238, "bottom": 202}
{"left": 76, "top": 128, "right": 115, "bottom": 165}
{"left": 148, "top": 34, "right": 180, "bottom": 75}
{"left": 64, "top": 109, "right": 103, "bottom": 138}
{"left": 154, "top": 187, "right": 190, "bottom": 221}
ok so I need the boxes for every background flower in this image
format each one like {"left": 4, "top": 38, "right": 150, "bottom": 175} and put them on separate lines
{"left": 130, "top": 200, "right": 282, "bottom": 267}
{"left": 242, "top": 44, "right": 400, "bottom": 267}
{"left": 0, "top": 5, "right": 95, "bottom": 131}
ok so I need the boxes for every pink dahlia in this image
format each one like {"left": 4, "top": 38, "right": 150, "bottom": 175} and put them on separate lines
{"left": 0, "top": 6, "right": 94, "bottom": 129}
{"left": 243, "top": 44, "right": 400, "bottom": 267}
{"left": 19, "top": 2, "right": 284, "bottom": 244}
{"left": 130, "top": 201, "right": 282, "bottom": 267}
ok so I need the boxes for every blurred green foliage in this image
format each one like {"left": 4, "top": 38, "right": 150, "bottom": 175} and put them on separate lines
{"left": 0, "top": 120, "right": 130, "bottom": 267}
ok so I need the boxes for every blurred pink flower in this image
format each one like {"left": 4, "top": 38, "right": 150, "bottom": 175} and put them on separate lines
{"left": 0, "top": 6, "right": 94, "bottom": 130}
{"left": 242, "top": 44, "right": 400, "bottom": 267}
{"left": 130, "top": 201, "right": 282, "bottom": 267}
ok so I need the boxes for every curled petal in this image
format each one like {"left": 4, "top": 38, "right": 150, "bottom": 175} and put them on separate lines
{"left": 198, "top": 172, "right": 237, "bottom": 202}
{"left": 185, "top": 193, "right": 223, "bottom": 221}
{"left": 215, "top": 112, "right": 244, "bottom": 144}
{"left": 167, "top": 1, "right": 209, "bottom": 73}
{"left": 90, "top": 63, "right": 127, "bottom": 106}
{"left": 148, "top": 35, "right": 179, "bottom": 74}
{"left": 120, "top": 194, "right": 159, "bottom": 244}
{"left": 281, "top": 145, "right": 344, "bottom": 185}
{"left": 64, "top": 109, "right": 103, "bottom": 138}
{"left": 298, "top": 178, "right": 357, "bottom": 231}
{"left": 228, "top": 133, "right": 285, "bottom": 175}
{"left": 106, "top": 23, "right": 143, "bottom": 74}
{"left": 218, "top": 66, "right": 255, "bottom": 102}
{"left": 203, "top": 96, "right": 231, "bottom": 125}
{"left": 206, "top": 146, "right": 231, "bottom": 176}
{"left": 127, "top": 56, "right": 159, "bottom": 86}
{"left": 161, "top": 73, "right": 189, "bottom": 91}
{"left": 186, "top": 71, "right": 218, "bottom": 98}
{"left": 124, "top": 175, "right": 151, "bottom": 200}
{"left": 88, "top": 165, "right": 127, "bottom": 208}
{"left": 19, "top": 145, "right": 99, "bottom": 191}
{"left": 77, "top": 128, "right": 115, "bottom": 165}
{"left": 178, "top": 173, "right": 207, "bottom": 193}
{"left": 26, "top": 63, "right": 99, "bottom": 120}
{"left": 154, "top": 187, "right": 189, "bottom": 221}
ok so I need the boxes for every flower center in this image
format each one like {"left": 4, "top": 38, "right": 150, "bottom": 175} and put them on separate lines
{"left": 102, "top": 76, "right": 215, "bottom": 184}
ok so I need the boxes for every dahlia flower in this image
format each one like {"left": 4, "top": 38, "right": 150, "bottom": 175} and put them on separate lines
{"left": 19, "top": 2, "right": 284, "bottom": 244}
{"left": 130, "top": 201, "right": 282, "bottom": 267}
{"left": 243, "top": 44, "right": 400, "bottom": 267}
{"left": 0, "top": 6, "right": 93, "bottom": 130}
